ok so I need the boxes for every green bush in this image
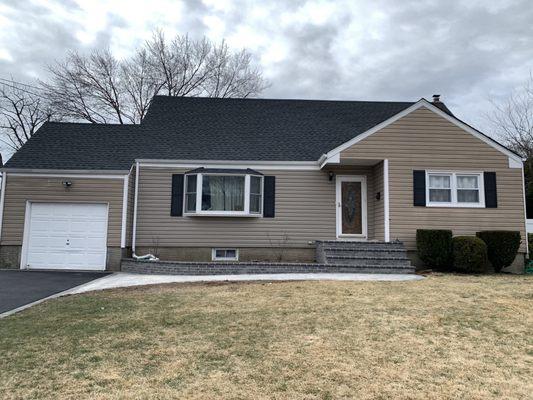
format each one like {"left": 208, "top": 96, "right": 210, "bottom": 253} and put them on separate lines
{"left": 452, "top": 236, "right": 489, "bottom": 273}
{"left": 416, "top": 229, "right": 453, "bottom": 270}
{"left": 476, "top": 231, "right": 521, "bottom": 272}
{"left": 528, "top": 234, "right": 533, "bottom": 260}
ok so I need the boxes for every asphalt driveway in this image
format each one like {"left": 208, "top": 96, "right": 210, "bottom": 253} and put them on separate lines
{"left": 0, "top": 270, "right": 109, "bottom": 315}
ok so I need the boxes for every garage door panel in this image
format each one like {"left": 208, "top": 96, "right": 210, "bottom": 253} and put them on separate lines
{"left": 24, "top": 203, "right": 108, "bottom": 271}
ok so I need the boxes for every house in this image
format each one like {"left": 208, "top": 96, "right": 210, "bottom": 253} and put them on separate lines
{"left": 0, "top": 95, "right": 527, "bottom": 273}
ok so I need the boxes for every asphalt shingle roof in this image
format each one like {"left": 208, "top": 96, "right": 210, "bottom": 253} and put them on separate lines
{"left": 4, "top": 96, "right": 416, "bottom": 170}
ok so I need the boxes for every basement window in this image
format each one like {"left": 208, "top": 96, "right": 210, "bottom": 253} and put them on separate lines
{"left": 212, "top": 248, "right": 239, "bottom": 261}
{"left": 184, "top": 168, "right": 263, "bottom": 216}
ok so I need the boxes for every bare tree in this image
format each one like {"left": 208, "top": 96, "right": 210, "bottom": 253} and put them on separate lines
{"left": 42, "top": 49, "right": 133, "bottom": 124}
{"left": 145, "top": 31, "right": 213, "bottom": 97}
{"left": 487, "top": 75, "right": 532, "bottom": 215}
{"left": 122, "top": 48, "right": 163, "bottom": 121}
{"left": 0, "top": 81, "right": 53, "bottom": 153}
{"left": 487, "top": 75, "right": 533, "bottom": 158}
{"left": 41, "top": 32, "right": 267, "bottom": 125}
{"left": 204, "top": 42, "right": 265, "bottom": 98}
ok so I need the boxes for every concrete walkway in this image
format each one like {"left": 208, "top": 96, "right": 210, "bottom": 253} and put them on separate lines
{"left": 70, "top": 272, "right": 424, "bottom": 294}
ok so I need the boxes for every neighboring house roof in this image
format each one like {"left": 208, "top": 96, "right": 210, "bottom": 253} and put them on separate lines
{"left": 2, "top": 95, "right": 521, "bottom": 171}
{"left": 4, "top": 96, "right": 415, "bottom": 170}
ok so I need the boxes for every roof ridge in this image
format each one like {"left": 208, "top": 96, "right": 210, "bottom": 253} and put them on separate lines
{"left": 152, "top": 95, "right": 415, "bottom": 104}
{"left": 45, "top": 121, "right": 140, "bottom": 127}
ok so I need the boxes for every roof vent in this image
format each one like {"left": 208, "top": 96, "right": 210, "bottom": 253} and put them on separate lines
{"left": 432, "top": 94, "right": 441, "bottom": 103}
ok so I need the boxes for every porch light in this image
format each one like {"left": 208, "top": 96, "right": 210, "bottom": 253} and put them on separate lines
{"left": 328, "top": 171, "right": 334, "bottom": 181}
{"left": 62, "top": 180, "right": 72, "bottom": 189}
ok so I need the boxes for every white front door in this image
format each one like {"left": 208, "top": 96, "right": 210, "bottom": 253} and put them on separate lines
{"left": 23, "top": 203, "right": 108, "bottom": 270}
{"left": 336, "top": 176, "right": 367, "bottom": 239}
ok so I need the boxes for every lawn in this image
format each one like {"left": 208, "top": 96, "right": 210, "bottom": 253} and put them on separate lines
{"left": 0, "top": 275, "right": 532, "bottom": 399}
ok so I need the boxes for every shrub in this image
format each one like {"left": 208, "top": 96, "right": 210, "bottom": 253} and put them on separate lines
{"left": 529, "top": 234, "right": 533, "bottom": 260}
{"left": 416, "top": 229, "right": 453, "bottom": 270}
{"left": 452, "top": 236, "right": 489, "bottom": 273}
{"left": 476, "top": 231, "right": 521, "bottom": 272}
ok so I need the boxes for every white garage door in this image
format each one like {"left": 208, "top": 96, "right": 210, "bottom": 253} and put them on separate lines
{"left": 24, "top": 203, "right": 108, "bottom": 270}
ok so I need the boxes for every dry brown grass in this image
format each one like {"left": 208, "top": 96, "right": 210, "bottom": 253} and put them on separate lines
{"left": 0, "top": 274, "right": 532, "bottom": 399}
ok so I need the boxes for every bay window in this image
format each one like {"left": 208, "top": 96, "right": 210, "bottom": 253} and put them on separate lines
{"left": 426, "top": 171, "right": 484, "bottom": 207}
{"left": 184, "top": 169, "right": 264, "bottom": 216}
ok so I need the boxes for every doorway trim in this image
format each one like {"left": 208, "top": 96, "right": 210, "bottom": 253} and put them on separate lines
{"left": 336, "top": 175, "right": 367, "bottom": 239}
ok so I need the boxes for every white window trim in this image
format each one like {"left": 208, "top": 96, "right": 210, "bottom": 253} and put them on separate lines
{"left": 425, "top": 171, "right": 485, "bottom": 208}
{"left": 212, "top": 248, "right": 239, "bottom": 261}
{"left": 183, "top": 172, "right": 264, "bottom": 217}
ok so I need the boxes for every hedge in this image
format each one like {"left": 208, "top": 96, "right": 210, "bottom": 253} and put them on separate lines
{"left": 452, "top": 236, "right": 489, "bottom": 273}
{"left": 529, "top": 233, "right": 533, "bottom": 260}
{"left": 476, "top": 231, "right": 521, "bottom": 272}
{"left": 416, "top": 229, "right": 453, "bottom": 270}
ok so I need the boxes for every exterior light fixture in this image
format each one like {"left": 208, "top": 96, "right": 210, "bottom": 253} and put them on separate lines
{"left": 328, "top": 171, "right": 334, "bottom": 181}
{"left": 62, "top": 180, "right": 72, "bottom": 188}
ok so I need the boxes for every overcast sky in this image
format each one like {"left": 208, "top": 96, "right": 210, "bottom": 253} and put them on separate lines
{"left": 1, "top": 0, "right": 532, "bottom": 135}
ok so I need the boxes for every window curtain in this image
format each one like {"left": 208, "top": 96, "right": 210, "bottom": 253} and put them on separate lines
{"left": 202, "top": 176, "right": 245, "bottom": 211}
{"left": 429, "top": 175, "right": 451, "bottom": 202}
{"left": 457, "top": 176, "right": 479, "bottom": 202}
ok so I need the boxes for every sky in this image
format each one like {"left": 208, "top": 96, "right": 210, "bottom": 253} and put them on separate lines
{"left": 0, "top": 0, "right": 532, "bottom": 136}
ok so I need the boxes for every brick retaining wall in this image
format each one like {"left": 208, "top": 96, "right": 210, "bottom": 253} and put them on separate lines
{"left": 121, "top": 259, "right": 414, "bottom": 275}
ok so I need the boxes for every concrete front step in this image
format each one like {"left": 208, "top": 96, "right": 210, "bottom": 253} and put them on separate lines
{"left": 316, "top": 240, "right": 413, "bottom": 272}
{"left": 323, "top": 249, "right": 407, "bottom": 258}
{"left": 121, "top": 259, "right": 415, "bottom": 275}
{"left": 325, "top": 256, "right": 411, "bottom": 266}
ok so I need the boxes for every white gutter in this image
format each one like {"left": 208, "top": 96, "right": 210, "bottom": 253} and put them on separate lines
{"left": 131, "top": 161, "right": 140, "bottom": 255}
{"left": 135, "top": 159, "right": 319, "bottom": 166}
{"left": 0, "top": 172, "right": 6, "bottom": 243}
{"left": 383, "top": 159, "right": 390, "bottom": 242}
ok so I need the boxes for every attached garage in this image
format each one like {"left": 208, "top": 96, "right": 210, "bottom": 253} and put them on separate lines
{"left": 22, "top": 203, "right": 109, "bottom": 271}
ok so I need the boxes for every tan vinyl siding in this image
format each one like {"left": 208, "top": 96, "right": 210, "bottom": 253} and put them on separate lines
{"left": 372, "top": 161, "right": 384, "bottom": 241}
{"left": 136, "top": 166, "right": 376, "bottom": 247}
{"left": 340, "top": 106, "right": 527, "bottom": 251}
{"left": 1, "top": 176, "right": 124, "bottom": 247}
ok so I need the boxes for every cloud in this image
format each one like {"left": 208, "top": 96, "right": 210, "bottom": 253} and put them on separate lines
{"left": 0, "top": 0, "right": 532, "bottom": 135}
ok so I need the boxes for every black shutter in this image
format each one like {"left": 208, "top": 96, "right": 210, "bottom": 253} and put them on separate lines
{"left": 413, "top": 170, "right": 426, "bottom": 206}
{"left": 170, "top": 174, "right": 184, "bottom": 216}
{"left": 263, "top": 176, "right": 276, "bottom": 218}
{"left": 484, "top": 172, "right": 497, "bottom": 208}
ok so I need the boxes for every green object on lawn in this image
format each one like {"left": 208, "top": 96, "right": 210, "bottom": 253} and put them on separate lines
{"left": 525, "top": 260, "right": 533, "bottom": 274}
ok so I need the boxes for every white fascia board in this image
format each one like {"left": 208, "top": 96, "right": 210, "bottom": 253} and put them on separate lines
{"left": 137, "top": 159, "right": 321, "bottom": 170}
{"left": 509, "top": 157, "right": 524, "bottom": 169}
{"left": 320, "top": 98, "right": 524, "bottom": 165}
{"left": 1, "top": 168, "right": 130, "bottom": 175}
{"left": 6, "top": 173, "right": 127, "bottom": 179}
{"left": 319, "top": 153, "right": 340, "bottom": 169}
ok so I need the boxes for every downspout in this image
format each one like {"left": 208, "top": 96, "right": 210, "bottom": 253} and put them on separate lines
{"left": 0, "top": 172, "right": 6, "bottom": 244}
{"left": 383, "top": 159, "right": 390, "bottom": 242}
{"left": 120, "top": 173, "right": 129, "bottom": 249}
{"left": 132, "top": 161, "right": 140, "bottom": 256}
{"left": 521, "top": 162, "right": 529, "bottom": 258}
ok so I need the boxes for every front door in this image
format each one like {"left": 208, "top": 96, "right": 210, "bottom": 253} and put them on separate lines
{"left": 336, "top": 176, "right": 367, "bottom": 238}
